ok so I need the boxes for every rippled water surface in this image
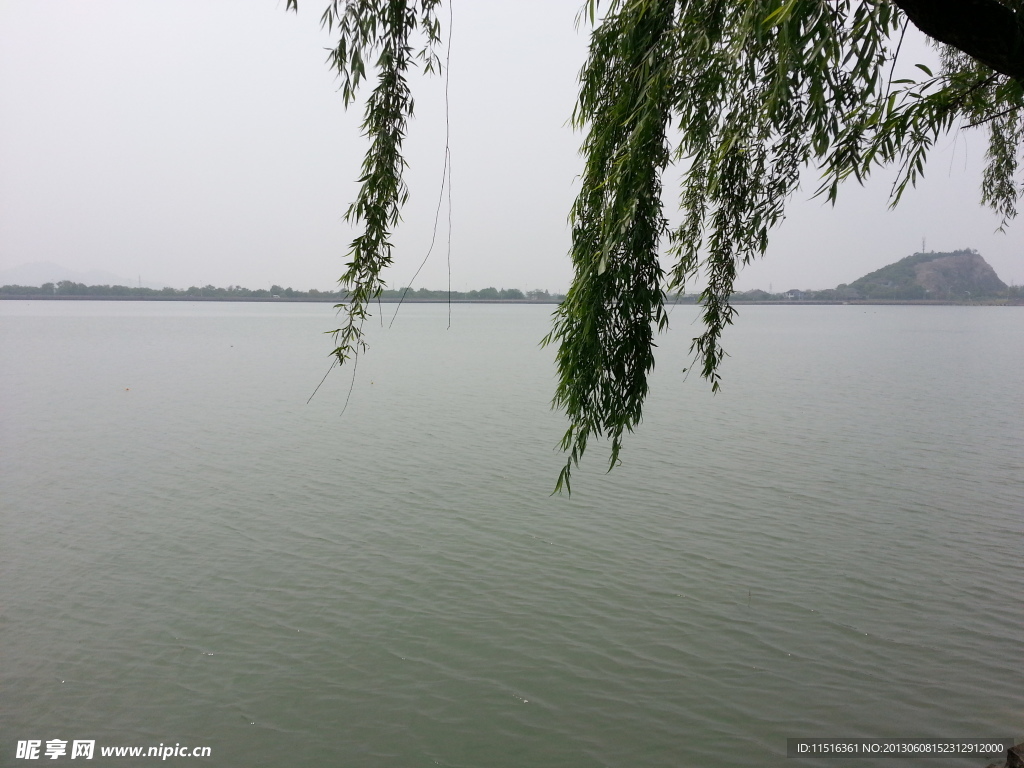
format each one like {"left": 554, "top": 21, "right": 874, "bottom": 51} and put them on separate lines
{"left": 2, "top": 301, "right": 1021, "bottom": 767}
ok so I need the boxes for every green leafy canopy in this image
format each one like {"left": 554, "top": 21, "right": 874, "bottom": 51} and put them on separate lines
{"left": 288, "top": 0, "right": 1023, "bottom": 491}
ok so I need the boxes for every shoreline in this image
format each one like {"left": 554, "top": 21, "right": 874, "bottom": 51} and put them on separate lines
{"left": 1, "top": 295, "right": 1019, "bottom": 306}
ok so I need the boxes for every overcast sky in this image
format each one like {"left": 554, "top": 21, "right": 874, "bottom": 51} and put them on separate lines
{"left": 1, "top": 1, "right": 1020, "bottom": 292}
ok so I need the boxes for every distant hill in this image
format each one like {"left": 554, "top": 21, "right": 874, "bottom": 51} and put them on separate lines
{"left": 846, "top": 249, "right": 1007, "bottom": 300}
{"left": 729, "top": 248, "right": 1016, "bottom": 303}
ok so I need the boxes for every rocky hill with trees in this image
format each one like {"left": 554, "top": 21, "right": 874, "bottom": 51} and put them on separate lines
{"left": 846, "top": 249, "right": 1007, "bottom": 300}
{"left": 732, "top": 250, "right": 1018, "bottom": 303}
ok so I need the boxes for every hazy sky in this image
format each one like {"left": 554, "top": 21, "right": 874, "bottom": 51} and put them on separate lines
{"left": 1, "top": 1, "right": 1020, "bottom": 292}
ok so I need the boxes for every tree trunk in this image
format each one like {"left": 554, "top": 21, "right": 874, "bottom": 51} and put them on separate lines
{"left": 891, "top": 0, "right": 1024, "bottom": 82}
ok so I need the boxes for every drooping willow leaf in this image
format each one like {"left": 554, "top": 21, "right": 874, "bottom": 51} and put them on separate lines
{"left": 291, "top": 0, "right": 1024, "bottom": 491}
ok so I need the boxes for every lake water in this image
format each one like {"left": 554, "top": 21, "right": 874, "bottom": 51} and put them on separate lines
{"left": 1, "top": 301, "right": 1021, "bottom": 767}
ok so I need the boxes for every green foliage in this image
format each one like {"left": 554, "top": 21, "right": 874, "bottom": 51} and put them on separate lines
{"left": 545, "top": 0, "right": 1024, "bottom": 490}
{"left": 287, "top": 0, "right": 443, "bottom": 368}
{"left": 294, "top": 0, "right": 1023, "bottom": 489}
{"left": 823, "top": 43, "right": 1024, "bottom": 227}
{"left": 544, "top": 0, "right": 677, "bottom": 492}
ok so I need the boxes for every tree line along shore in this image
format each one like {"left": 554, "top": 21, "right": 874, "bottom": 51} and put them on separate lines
{"left": 2, "top": 282, "right": 1019, "bottom": 305}
{"left": 0, "top": 282, "right": 565, "bottom": 303}
{"left": 2, "top": 250, "right": 1021, "bottom": 305}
